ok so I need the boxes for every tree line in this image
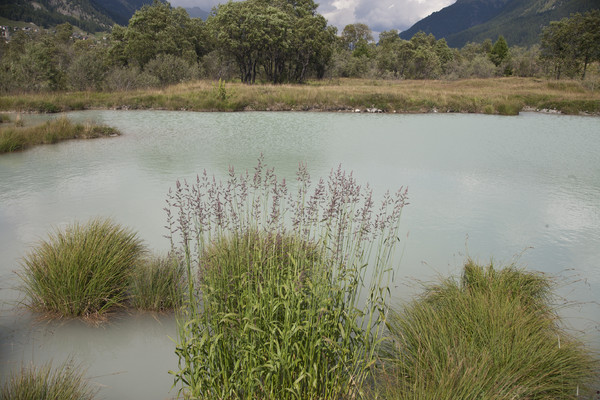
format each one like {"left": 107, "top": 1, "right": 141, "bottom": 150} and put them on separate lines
{"left": 0, "top": 1, "right": 598, "bottom": 93}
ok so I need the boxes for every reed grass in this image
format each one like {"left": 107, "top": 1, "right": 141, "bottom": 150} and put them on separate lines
{"left": 129, "top": 253, "right": 185, "bottom": 312}
{"left": 19, "top": 218, "right": 146, "bottom": 319}
{"left": 378, "top": 260, "right": 599, "bottom": 400}
{"left": 1, "top": 360, "right": 97, "bottom": 400}
{"left": 1, "top": 78, "right": 598, "bottom": 115}
{"left": 166, "top": 157, "right": 408, "bottom": 399}
{"left": 0, "top": 113, "right": 10, "bottom": 123}
{"left": 0, "top": 116, "right": 120, "bottom": 153}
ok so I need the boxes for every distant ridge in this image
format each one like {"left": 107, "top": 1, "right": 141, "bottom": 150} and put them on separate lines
{"left": 184, "top": 6, "right": 209, "bottom": 19}
{"left": 0, "top": 0, "right": 157, "bottom": 32}
{"left": 400, "top": 0, "right": 600, "bottom": 47}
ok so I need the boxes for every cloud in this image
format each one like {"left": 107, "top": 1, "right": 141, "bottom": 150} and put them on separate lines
{"left": 170, "top": 0, "right": 455, "bottom": 35}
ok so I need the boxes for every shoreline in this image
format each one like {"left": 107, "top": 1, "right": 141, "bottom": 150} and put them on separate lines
{"left": 1, "top": 77, "right": 599, "bottom": 116}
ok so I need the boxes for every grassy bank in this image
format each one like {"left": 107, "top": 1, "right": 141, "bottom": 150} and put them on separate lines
{"left": 1, "top": 78, "right": 599, "bottom": 115}
{"left": 0, "top": 116, "right": 120, "bottom": 153}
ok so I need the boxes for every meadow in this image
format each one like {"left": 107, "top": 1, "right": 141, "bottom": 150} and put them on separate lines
{"left": 0, "top": 77, "right": 599, "bottom": 116}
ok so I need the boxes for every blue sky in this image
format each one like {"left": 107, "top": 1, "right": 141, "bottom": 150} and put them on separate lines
{"left": 170, "top": 0, "right": 456, "bottom": 34}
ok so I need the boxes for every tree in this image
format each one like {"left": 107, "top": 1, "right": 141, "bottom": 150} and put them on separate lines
{"left": 55, "top": 22, "right": 73, "bottom": 44}
{"left": 117, "top": 0, "right": 205, "bottom": 67}
{"left": 341, "top": 23, "right": 373, "bottom": 53}
{"left": 489, "top": 35, "right": 508, "bottom": 67}
{"left": 573, "top": 10, "right": 600, "bottom": 79}
{"left": 208, "top": 0, "right": 335, "bottom": 84}
{"left": 541, "top": 10, "right": 600, "bottom": 79}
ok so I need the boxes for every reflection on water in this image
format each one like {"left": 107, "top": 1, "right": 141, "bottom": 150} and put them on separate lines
{"left": 1, "top": 111, "right": 599, "bottom": 399}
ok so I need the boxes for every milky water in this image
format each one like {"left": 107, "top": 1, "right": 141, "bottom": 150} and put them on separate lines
{"left": 1, "top": 111, "right": 599, "bottom": 399}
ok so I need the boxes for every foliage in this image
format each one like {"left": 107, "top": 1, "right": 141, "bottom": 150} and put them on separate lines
{"left": 116, "top": 0, "right": 204, "bottom": 67}
{"left": 166, "top": 157, "right": 408, "bottom": 399}
{"left": 541, "top": 10, "right": 600, "bottom": 79}
{"left": 144, "top": 53, "right": 198, "bottom": 86}
{"left": 208, "top": 0, "right": 336, "bottom": 84}
{"left": 67, "top": 43, "right": 109, "bottom": 91}
{"left": 374, "top": 31, "right": 453, "bottom": 80}
{"left": 103, "top": 65, "right": 159, "bottom": 91}
{"left": 489, "top": 35, "right": 509, "bottom": 67}
{"left": 129, "top": 253, "right": 185, "bottom": 312}
{"left": 19, "top": 218, "right": 145, "bottom": 319}
{"left": 1, "top": 360, "right": 97, "bottom": 400}
{"left": 379, "top": 261, "right": 599, "bottom": 399}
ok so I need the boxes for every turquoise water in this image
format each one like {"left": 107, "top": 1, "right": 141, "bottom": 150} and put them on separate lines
{"left": 1, "top": 111, "right": 599, "bottom": 399}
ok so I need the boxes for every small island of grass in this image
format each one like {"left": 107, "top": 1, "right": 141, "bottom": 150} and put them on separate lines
{"left": 0, "top": 116, "right": 120, "bottom": 153}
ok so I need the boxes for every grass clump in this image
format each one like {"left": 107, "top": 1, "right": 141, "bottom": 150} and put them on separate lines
{"left": 129, "top": 253, "right": 185, "bottom": 312}
{"left": 166, "top": 157, "right": 408, "bottom": 399}
{"left": 0, "top": 116, "right": 120, "bottom": 153}
{"left": 1, "top": 360, "right": 97, "bottom": 400}
{"left": 19, "top": 218, "right": 146, "bottom": 319}
{"left": 379, "top": 260, "right": 598, "bottom": 400}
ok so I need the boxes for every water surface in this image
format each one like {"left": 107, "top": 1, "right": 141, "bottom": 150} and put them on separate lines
{"left": 1, "top": 111, "right": 599, "bottom": 399}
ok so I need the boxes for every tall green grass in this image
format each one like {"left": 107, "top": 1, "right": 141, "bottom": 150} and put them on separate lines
{"left": 1, "top": 360, "right": 97, "bottom": 400}
{"left": 166, "top": 158, "right": 408, "bottom": 399}
{"left": 379, "top": 260, "right": 598, "bottom": 399}
{"left": 0, "top": 116, "right": 120, "bottom": 153}
{"left": 129, "top": 253, "right": 185, "bottom": 312}
{"left": 19, "top": 218, "right": 146, "bottom": 319}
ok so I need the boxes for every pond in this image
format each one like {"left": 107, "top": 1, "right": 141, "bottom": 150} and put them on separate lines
{"left": 1, "top": 110, "right": 599, "bottom": 399}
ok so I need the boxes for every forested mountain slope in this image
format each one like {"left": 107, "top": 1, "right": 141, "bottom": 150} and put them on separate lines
{"left": 0, "top": 0, "right": 155, "bottom": 31}
{"left": 400, "top": 0, "right": 599, "bottom": 47}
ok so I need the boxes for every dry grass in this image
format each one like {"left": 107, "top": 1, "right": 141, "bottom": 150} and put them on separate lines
{"left": 0, "top": 116, "right": 120, "bottom": 153}
{"left": 1, "top": 78, "right": 598, "bottom": 115}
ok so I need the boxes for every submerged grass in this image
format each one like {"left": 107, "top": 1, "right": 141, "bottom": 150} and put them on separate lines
{"left": 19, "top": 218, "right": 146, "bottom": 319}
{"left": 378, "top": 260, "right": 599, "bottom": 399}
{"left": 1, "top": 78, "right": 598, "bottom": 115}
{"left": 129, "top": 253, "right": 185, "bottom": 312}
{"left": 1, "top": 360, "right": 97, "bottom": 400}
{"left": 0, "top": 116, "right": 120, "bottom": 153}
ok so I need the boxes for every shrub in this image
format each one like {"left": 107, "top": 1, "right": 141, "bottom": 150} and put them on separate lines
{"left": 379, "top": 260, "right": 599, "bottom": 400}
{"left": 166, "top": 157, "right": 408, "bottom": 399}
{"left": 144, "top": 54, "right": 198, "bottom": 86}
{"left": 19, "top": 218, "right": 146, "bottom": 319}
{"left": 129, "top": 253, "right": 185, "bottom": 311}
{"left": 104, "top": 66, "right": 160, "bottom": 91}
{"left": 1, "top": 360, "right": 97, "bottom": 400}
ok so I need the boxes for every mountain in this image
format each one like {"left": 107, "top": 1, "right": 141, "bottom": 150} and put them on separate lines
{"left": 400, "top": 0, "right": 600, "bottom": 47}
{"left": 89, "top": 0, "right": 156, "bottom": 26}
{"left": 0, "top": 0, "right": 155, "bottom": 32}
{"left": 185, "top": 6, "right": 209, "bottom": 19}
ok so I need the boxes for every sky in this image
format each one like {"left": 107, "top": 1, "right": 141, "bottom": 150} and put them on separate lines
{"left": 169, "top": 0, "right": 456, "bottom": 35}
